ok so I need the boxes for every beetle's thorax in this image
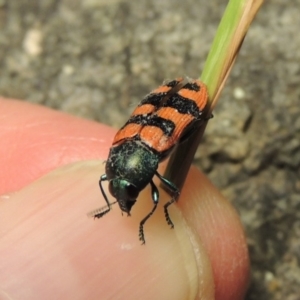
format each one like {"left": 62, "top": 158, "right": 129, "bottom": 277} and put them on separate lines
{"left": 106, "top": 140, "right": 159, "bottom": 191}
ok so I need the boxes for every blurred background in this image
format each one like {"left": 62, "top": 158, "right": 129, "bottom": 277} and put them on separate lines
{"left": 0, "top": 0, "right": 299, "bottom": 299}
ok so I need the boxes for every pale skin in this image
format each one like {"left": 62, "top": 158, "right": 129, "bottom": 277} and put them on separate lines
{"left": 0, "top": 98, "right": 249, "bottom": 300}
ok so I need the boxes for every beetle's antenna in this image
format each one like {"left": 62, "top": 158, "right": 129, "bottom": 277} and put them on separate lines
{"left": 87, "top": 201, "right": 118, "bottom": 219}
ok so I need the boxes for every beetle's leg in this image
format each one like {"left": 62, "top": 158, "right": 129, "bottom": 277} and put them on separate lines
{"left": 155, "top": 171, "right": 180, "bottom": 228}
{"left": 90, "top": 174, "right": 112, "bottom": 219}
{"left": 139, "top": 180, "right": 159, "bottom": 244}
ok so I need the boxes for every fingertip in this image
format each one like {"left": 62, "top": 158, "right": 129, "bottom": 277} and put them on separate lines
{"left": 0, "top": 161, "right": 215, "bottom": 300}
{"left": 179, "top": 167, "right": 250, "bottom": 300}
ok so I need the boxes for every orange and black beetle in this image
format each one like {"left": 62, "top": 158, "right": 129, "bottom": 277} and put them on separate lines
{"left": 92, "top": 78, "right": 208, "bottom": 243}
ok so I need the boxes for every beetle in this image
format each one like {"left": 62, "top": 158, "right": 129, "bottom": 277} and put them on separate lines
{"left": 90, "top": 77, "right": 209, "bottom": 243}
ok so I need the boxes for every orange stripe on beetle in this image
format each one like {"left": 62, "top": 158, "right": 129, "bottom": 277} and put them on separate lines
{"left": 178, "top": 81, "right": 208, "bottom": 111}
{"left": 131, "top": 104, "right": 156, "bottom": 116}
{"left": 113, "top": 123, "right": 142, "bottom": 144}
{"left": 141, "top": 107, "right": 194, "bottom": 152}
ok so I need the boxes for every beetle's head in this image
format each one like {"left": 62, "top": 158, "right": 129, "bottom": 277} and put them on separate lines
{"left": 109, "top": 179, "right": 139, "bottom": 214}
